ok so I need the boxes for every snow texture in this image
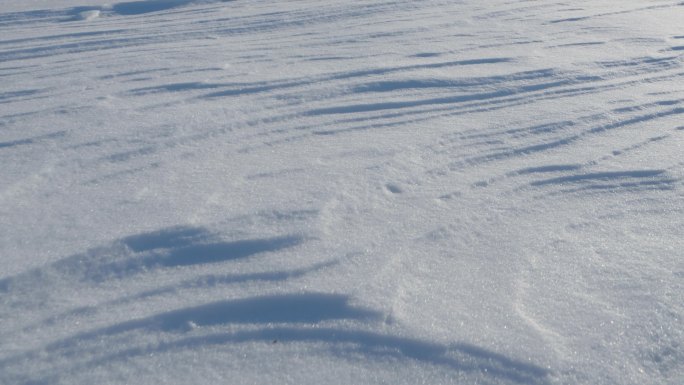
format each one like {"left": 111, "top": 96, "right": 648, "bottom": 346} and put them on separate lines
{"left": 1, "top": 1, "right": 683, "bottom": 384}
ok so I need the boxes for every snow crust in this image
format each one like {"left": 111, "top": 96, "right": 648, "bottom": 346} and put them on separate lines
{"left": 1, "top": 1, "right": 683, "bottom": 384}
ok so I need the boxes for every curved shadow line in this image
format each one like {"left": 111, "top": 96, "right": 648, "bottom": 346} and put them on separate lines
{"left": 46, "top": 293, "right": 381, "bottom": 351}
{"left": 0, "top": 230, "right": 304, "bottom": 290}
{"left": 84, "top": 327, "right": 550, "bottom": 384}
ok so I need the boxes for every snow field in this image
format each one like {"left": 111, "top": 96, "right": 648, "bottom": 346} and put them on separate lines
{"left": 1, "top": 1, "right": 683, "bottom": 384}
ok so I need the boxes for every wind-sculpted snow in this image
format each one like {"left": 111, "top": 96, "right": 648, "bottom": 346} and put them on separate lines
{"left": 1, "top": 0, "right": 683, "bottom": 384}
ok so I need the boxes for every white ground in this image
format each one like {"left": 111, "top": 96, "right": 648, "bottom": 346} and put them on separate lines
{"left": 1, "top": 1, "right": 683, "bottom": 384}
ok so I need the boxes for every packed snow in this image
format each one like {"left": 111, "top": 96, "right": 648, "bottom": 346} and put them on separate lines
{"left": 1, "top": 1, "right": 683, "bottom": 384}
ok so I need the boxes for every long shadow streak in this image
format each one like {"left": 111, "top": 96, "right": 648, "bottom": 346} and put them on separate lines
{"left": 88, "top": 327, "right": 550, "bottom": 385}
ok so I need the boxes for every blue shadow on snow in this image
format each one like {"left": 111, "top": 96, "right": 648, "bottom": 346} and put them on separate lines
{"left": 46, "top": 293, "right": 549, "bottom": 384}
{"left": 82, "top": 324, "right": 550, "bottom": 385}
{"left": 47, "top": 293, "right": 381, "bottom": 346}
{"left": 112, "top": 0, "right": 196, "bottom": 15}
{"left": 112, "top": 0, "right": 232, "bottom": 16}
{"left": 0, "top": 226, "right": 304, "bottom": 290}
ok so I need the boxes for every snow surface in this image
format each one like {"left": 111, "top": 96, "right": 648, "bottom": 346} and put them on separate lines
{"left": 1, "top": 0, "right": 683, "bottom": 384}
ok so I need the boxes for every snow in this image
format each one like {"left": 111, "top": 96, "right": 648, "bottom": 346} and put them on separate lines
{"left": 1, "top": 0, "right": 683, "bottom": 384}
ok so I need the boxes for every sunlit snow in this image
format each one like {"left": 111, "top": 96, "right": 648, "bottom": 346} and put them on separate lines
{"left": 1, "top": 1, "right": 683, "bottom": 384}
